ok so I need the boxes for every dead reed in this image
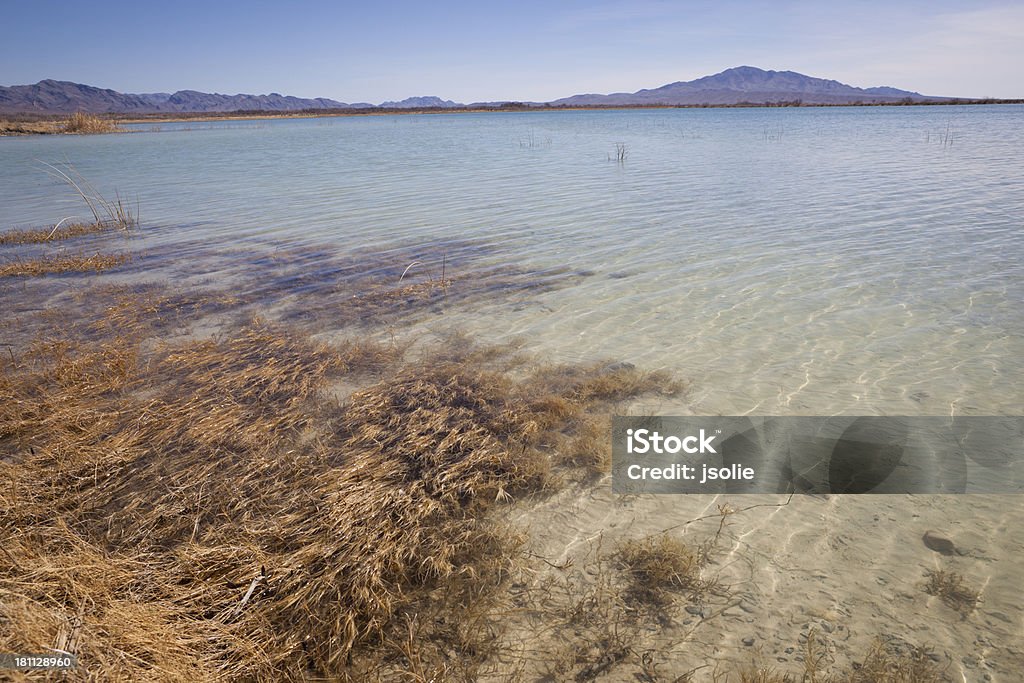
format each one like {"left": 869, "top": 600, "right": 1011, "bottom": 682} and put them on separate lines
{"left": 39, "top": 161, "right": 138, "bottom": 231}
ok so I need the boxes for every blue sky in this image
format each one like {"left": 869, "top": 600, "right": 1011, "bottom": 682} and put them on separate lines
{"left": 2, "top": 1, "right": 1021, "bottom": 102}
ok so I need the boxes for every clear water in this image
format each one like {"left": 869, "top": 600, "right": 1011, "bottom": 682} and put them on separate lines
{"left": 2, "top": 106, "right": 1022, "bottom": 416}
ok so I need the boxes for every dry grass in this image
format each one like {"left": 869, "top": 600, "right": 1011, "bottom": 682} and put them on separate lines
{"left": 841, "top": 636, "right": 944, "bottom": 682}
{"left": 0, "top": 167, "right": 137, "bottom": 282}
{"left": 0, "top": 221, "right": 116, "bottom": 245}
{"left": 922, "top": 569, "right": 980, "bottom": 615}
{"left": 0, "top": 252, "right": 130, "bottom": 277}
{"left": 38, "top": 161, "right": 137, "bottom": 231}
{"left": 0, "top": 115, "right": 119, "bottom": 136}
{"left": 618, "top": 534, "right": 715, "bottom": 607}
{"left": 0, "top": 119, "right": 61, "bottom": 135}
{"left": 61, "top": 112, "right": 121, "bottom": 134}
{"left": 0, "top": 284, "right": 679, "bottom": 681}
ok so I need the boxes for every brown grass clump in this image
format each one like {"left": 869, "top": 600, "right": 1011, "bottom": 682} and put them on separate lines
{"left": 922, "top": 569, "right": 980, "bottom": 615}
{"left": 0, "top": 285, "right": 678, "bottom": 681}
{"left": 842, "top": 636, "right": 945, "bottom": 683}
{"left": 618, "top": 534, "right": 715, "bottom": 607}
{"left": 0, "top": 221, "right": 116, "bottom": 245}
{"left": 61, "top": 112, "right": 120, "bottom": 134}
{"left": 0, "top": 252, "right": 130, "bottom": 277}
{"left": 521, "top": 363, "right": 684, "bottom": 480}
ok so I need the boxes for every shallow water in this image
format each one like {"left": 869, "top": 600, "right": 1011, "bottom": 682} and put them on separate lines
{"left": 2, "top": 105, "right": 1022, "bottom": 416}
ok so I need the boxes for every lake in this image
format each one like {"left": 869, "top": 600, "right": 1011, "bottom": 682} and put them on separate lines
{"left": 2, "top": 105, "right": 1022, "bottom": 416}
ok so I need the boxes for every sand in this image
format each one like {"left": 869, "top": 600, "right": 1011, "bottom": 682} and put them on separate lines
{"left": 480, "top": 486, "right": 1024, "bottom": 681}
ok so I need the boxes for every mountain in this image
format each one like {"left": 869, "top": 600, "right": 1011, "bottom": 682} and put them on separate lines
{"left": 0, "top": 80, "right": 361, "bottom": 114}
{"left": 0, "top": 67, "right": 950, "bottom": 115}
{"left": 379, "top": 96, "right": 462, "bottom": 109}
{"left": 549, "top": 66, "right": 941, "bottom": 106}
{"left": 0, "top": 80, "right": 156, "bottom": 114}
{"left": 863, "top": 86, "right": 927, "bottom": 98}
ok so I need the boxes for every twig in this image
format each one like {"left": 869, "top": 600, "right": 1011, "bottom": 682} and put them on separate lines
{"left": 399, "top": 260, "right": 423, "bottom": 282}
{"left": 46, "top": 216, "right": 79, "bottom": 241}
{"left": 232, "top": 571, "right": 265, "bottom": 616}
{"left": 36, "top": 160, "right": 101, "bottom": 223}
{"left": 660, "top": 493, "right": 794, "bottom": 534}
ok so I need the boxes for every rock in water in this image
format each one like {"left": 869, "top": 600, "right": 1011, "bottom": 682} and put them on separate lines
{"left": 922, "top": 530, "right": 958, "bottom": 555}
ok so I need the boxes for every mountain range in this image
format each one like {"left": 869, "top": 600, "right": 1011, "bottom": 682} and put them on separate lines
{"left": 547, "top": 66, "right": 938, "bottom": 106}
{"left": 0, "top": 67, "right": 947, "bottom": 115}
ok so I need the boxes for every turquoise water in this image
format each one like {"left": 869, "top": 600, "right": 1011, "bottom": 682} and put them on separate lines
{"left": 2, "top": 106, "right": 1022, "bottom": 415}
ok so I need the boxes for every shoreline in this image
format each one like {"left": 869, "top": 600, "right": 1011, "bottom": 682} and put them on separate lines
{"left": 3, "top": 97, "right": 1023, "bottom": 136}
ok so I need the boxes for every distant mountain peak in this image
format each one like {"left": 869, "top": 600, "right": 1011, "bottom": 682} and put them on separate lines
{"left": 550, "top": 66, "right": 942, "bottom": 106}
{"left": 378, "top": 96, "right": 462, "bottom": 109}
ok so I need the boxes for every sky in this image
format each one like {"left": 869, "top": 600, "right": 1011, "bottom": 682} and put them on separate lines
{"left": 2, "top": 1, "right": 1022, "bottom": 102}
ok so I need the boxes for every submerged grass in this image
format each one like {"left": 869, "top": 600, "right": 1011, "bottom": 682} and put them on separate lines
{"left": 0, "top": 227, "right": 963, "bottom": 681}
{"left": 732, "top": 630, "right": 946, "bottom": 683}
{"left": 0, "top": 166, "right": 137, "bottom": 284}
{"left": 0, "top": 252, "right": 130, "bottom": 277}
{"left": 0, "top": 283, "right": 679, "bottom": 681}
{"left": 922, "top": 569, "right": 980, "bottom": 616}
{"left": 618, "top": 534, "right": 716, "bottom": 607}
{"left": 0, "top": 220, "right": 116, "bottom": 245}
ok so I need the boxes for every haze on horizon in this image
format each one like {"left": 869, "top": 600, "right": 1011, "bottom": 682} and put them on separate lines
{"left": 3, "top": 0, "right": 1022, "bottom": 103}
